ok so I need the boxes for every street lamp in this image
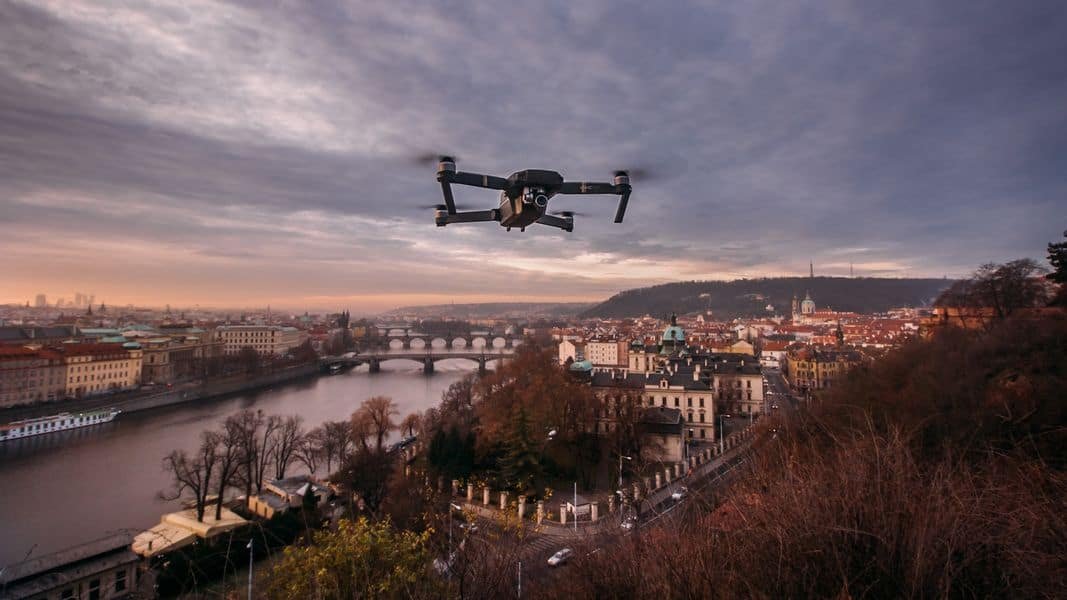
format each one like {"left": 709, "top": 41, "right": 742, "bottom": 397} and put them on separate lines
{"left": 618, "top": 454, "right": 632, "bottom": 489}
{"left": 718, "top": 414, "right": 731, "bottom": 454}
{"left": 686, "top": 428, "right": 694, "bottom": 465}
{"left": 246, "top": 540, "right": 253, "bottom": 600}
{"left": 448, "top": 502, "right": 463, "bottom": 579}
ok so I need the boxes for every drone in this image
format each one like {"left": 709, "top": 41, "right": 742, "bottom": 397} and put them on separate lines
{"left": 429, "top": 156, "right": 632, "bottom": 232}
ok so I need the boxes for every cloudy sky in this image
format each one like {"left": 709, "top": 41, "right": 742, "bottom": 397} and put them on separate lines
{"left": 2, "top": 1, "right": 1065, "bottom": 313}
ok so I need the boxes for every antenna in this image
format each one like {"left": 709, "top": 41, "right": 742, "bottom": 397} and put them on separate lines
{"left": 809, "top": 261, "right": 814, "bottom": 279}
{"left": 850, "top": 262, "right": 854, "bottom": 278}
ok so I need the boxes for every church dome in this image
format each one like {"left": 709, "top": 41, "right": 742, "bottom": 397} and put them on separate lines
{"left": 569, "top": 359, "right": 593, "bottom": 372}
{"left": 801, "top": 291, "right": 816, "bottom": 315}
{"left": 661, "top": 313, "right": 685, "bottom": 344}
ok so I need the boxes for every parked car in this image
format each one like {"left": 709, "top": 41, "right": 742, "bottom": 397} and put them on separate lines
{"left": 459, "top": 522, "right": 479, "bottom": 534}
{"left": 771, "top": 404, "right": 779, "bottom": 409}
{"left": 620, "top": 515, "right": 637, "bottom": 531}
{"left": 670, "top": 486, "right": 688, "bottom": 501}
{"left": 547, "top": 548, "right": 574, "bottom": 567}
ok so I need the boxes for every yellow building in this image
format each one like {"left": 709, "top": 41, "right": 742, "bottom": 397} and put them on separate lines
{"left": 0, "top": 346, "right": 67, "bottom": 407}
{"left": 60, "top": 343, "right": 143, "bottom": 399}
{"left": 784, "top": 347, "right": 863, "bottom": 392}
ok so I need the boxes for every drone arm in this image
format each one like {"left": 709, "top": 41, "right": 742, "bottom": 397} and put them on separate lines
{"left": 536, "top": 214, "right": 574, "bottom": 232}
{"left": 444, "top": 171, "right": 509, "bottom": 190}
{"left": 559, "top": 181, "right": 617, "bottom": 195}
{"left": 436, "top": 209, "right": 500, "bottom": 227}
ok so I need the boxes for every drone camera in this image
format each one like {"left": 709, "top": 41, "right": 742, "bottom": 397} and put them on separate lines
{"left": 533, "top": 194, "right": 549, "bottom": 208}
{"left": 613, "top": 171, "right": 630, "bottom": 186}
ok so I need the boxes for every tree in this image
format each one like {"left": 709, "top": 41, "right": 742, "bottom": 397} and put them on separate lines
{"left": 1047, "top": 230, "right": 1067, "bottom": 305}
{"left": 209, "top": 425, "right": 242, "bottom": 521}
{"left": 499, "top": 404, "right": 541, "bottom": 493}
{"left": 296, "top": 425, "right": 325, "bottom": 474}
{"left": 237, "top": 346, "right": 260, "bottom": 374}
{"left": 320, "top": 419, "right": 354, "bottom": 474}
{"left": 399, "top": 412, "right": 420, "bottom": 438}
{"left": 266, "top": 518, "right": 442, "bottom": 599}
{"left": 361, "top": 396, "right": 399, "bottom": 452}
{"left": 160, "top": 433, "right": 219, "bottom": 522}
{"left": 935, "top": 259, "right": 1049, "bottom": 319}
{"left": 269, "top": 415, "right": 304, "bottom": 480}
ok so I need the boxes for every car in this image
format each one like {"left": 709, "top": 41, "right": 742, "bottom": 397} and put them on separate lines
{"left": 670, "top": 486, "right": 688, "bottom": 501}
{"left": 771, "top": 404, "right": 779, "bottom": 409}
{"left": 620, "top": 516, "right": 637, "bottom": 531}
{"left": 547, "top": 548, "right": 574, "bottom": 567}
{"left": 459, "top": 522, "right": 479, "bottom": 534}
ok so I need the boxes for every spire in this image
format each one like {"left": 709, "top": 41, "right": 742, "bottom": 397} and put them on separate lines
{"left": 670, "top": 312, "right": 677, "bottom": 326}
{"left": 810, "top": 261, "right": 814, "bottom": 278}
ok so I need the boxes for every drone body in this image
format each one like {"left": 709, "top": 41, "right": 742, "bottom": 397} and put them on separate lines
{"left": 432, "top": 157, "right": 632, "bottom": 232}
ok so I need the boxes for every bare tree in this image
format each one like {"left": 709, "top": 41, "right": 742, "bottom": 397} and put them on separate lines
{"left": 361, "top": 396, "right": 399, "bottom": 451}
{"left": 270, "top": 415, "right": 304, "bottom": 480}
{"left": 320, "top": 420, "right": 354, "bottom": 475}
{"left": 160, "top": 433, "right": 219, "bottom": 522}
{"left": 210, "top": 426, "right": 243, "bottom": 521}
{"left": 296, "top": 426, "right": 325, "bottom": 474}
{"left": 399, "top": 412, "right": 420, "bottom": 438}
{"left": 350, "top": 409, "right": 374, "bottom": 453}
{"left": 256, "top": 415, "right": 282, "bottom": 489}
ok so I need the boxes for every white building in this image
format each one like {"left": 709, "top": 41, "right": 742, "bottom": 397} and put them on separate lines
{"left": 215, "top": 325, "right": 309, "bottom": 356}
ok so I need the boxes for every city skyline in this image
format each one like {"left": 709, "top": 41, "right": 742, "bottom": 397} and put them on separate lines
{"left": 2, "top": 1, "right": 1065, "bottom": 311}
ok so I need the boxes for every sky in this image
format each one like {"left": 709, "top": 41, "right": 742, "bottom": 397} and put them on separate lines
{"left": 2, "top": 1, "right": 1065, "bottom": 314}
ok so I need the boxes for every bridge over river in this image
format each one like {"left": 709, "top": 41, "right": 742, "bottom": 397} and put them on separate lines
{"left": 322, "top": 347, "right": 517, "bottom": 374}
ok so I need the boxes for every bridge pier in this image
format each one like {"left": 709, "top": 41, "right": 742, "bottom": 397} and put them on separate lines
{"left": 423, "top": 358, "right": 434, "bottom": 374}
{"left": 368, "top": 359, "right": 381, "bottom": 373}
{"left": 477, "top": 356, "right": 487, "bottom": 374}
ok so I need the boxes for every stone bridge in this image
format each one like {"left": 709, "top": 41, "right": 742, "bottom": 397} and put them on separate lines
{"left": 374, "top": 326, "right": 522, "bottom": 351}
{"left": 323, "top": 348, "right": 516, "bottom": 374}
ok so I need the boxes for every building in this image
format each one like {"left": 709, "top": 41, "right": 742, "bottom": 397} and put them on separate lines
{"left": 214, "top": 325, "right": 309, "bottom": 356}
{"left": 558, "top": 338, "right": 628, "bottom": 368}
{"left": 35, "top": 293, "right": 47, "bottom": 308}
{"left": 759, "top": 340, "right": 790, "bottom": 369}
{"left": 139, "top": 332, "right": 222, "bottom": 384}
{"left": 0, "top": 533, "right": 145, "bottom": 600}
{"left": 638, "top": 406, "right": 685, "bottom": 463}
{"left": 248, "top": 475, "right": 329, "bottom": 519}
{"left": 0, "top": 346, "right": 67, "bottom": 407}
{"left": 0, "top": 325, "right": 80, "bottom": 346}
{"left": 783, "top": 347, "right": 864, "bottom": 393}
{"left": 59, "top": 343, "right": 143, "bottom": 399}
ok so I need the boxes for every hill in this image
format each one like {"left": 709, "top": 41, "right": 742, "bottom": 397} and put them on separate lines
{"left": 581, "top": 276, "right": 951, "bottom": 318}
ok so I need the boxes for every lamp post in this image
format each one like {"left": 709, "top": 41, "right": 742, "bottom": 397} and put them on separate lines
{"left": 618, "top": 454, "right": 632, "bottom": 490}
{"left": 718, "top": 414, "right": 730, "bottom": 454}
{"left": 686, "top": 428, "right": 693, "bottom": 466}
{"left": 448, "top": 502, "right": 462, "bottom": 579}
{"left": 246, "top": 540, "right": 253, "bottom": 600}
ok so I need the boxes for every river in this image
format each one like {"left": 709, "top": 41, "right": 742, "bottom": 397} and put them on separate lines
{"left": 0, "top": 359, "right": 479, "bottom": 567}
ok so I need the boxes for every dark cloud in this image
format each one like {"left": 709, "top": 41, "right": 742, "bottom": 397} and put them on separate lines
{"left": 1, "top": 0, "right": 1065, "bottom": 310}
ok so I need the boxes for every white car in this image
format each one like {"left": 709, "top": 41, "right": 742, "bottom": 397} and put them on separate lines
{"left": 670, "top": 486, "right": 688, "bottom": 501}
{"left": 458, "top": 522, "right": 479, "bottom": 534}
{"left": 547, "top": 548, "right": 574, "bottom": 567}
{"left": 620, "top": 516, "right": 637, "bottom": 531}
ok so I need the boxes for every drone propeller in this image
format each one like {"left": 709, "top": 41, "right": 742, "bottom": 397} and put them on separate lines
{"left": 550, "top": 210, "right": 587, "bottom": 218}
{"left": 415, "top": 202, "right": 474, "bottom": 211}
{"left": 411, "top": 152, "right": 458, "bottom": 167}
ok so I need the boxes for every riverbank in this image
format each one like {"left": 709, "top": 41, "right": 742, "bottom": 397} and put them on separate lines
{"left": 0, "top": 364, "right": 321, "bottom": 424}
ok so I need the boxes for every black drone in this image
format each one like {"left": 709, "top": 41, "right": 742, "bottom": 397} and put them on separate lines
{"left": 429, "top": 156, "right": 632, "bottom": 232}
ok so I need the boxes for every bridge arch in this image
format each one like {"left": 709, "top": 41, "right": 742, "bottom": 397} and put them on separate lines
{"left": 430, "top": 337, "right": 448, "bottom": 349}
{"left": 471, "top": 337, "right": 488, "bottom": 349}
{"left": 409, "top": 338, "right": 426, "bottom": 350}
{"left": 451, "top": 337, "right": 468, "bottom": 349}
{"left": 492, "top": 337, "right": 507, "bottom": 349}
{"left": 388, "top": 339, "right": 405, "bottom": 350}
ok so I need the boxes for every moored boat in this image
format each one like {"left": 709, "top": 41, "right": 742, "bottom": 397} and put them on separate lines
{"left": 0, "top": 408, "right": 121, "bottom": 441}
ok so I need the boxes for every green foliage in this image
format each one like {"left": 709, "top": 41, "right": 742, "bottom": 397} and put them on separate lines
{"left": 499, "top": 404, "right": 542, "bottom": 492}
{"left": 266, "top": 518, "right": 441, "bottom": 600}
{"left": 582, "top": 276, "right": 952, "bottom": 318}
{"left": 427, "top": 426, "right": 475, "bottom": 479}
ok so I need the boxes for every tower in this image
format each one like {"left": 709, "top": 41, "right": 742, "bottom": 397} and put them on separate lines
{"left": 791, "top": 294, "right": 799, "bottom": 322}
{"left": 809, "top": 261, "right": 814, "bottom": 279}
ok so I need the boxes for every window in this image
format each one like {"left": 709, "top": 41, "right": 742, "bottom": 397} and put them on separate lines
{"left": 687, "top": 398, "right": 692, "bottom": 407}
{"left": 700, "top": 429, "right": 706, "bottom": 439}
{"left": 89, "top": 577, "right": 101, "bottom": 600}
{"left": 674, "top": 397, "right": 679, "bottom": 407}
{"left": 699, "top": 413, "right": 705, "bottom": 423}
{"left": 699, "top": 398, "right": 705, "bottom": 408}
{"left": 61, "top": 589, "right": 75, "bottom": 600}
{"left": 115, "top": 568, "right": 127, "bottom": 592}
{"left": 687, "top": 413, "right": 693, "bottom": 422}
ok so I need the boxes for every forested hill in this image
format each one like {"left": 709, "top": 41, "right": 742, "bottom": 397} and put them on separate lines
{"left": 582, "top": 277, "right": 952, "bottom": 319}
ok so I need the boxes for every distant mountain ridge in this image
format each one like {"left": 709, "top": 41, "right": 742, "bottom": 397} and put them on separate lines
{"left": 381, "top": 302, "right": 593, "bottom": 320}
{"left": 582, "top": 277, "right": 952, "bottom": 319}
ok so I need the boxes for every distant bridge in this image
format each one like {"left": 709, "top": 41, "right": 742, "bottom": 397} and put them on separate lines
{"left": 372, "top": 325, "right": 522, "bottom": 351}
{"left": 322, "top": 348, "right": 516, "bottom": 374}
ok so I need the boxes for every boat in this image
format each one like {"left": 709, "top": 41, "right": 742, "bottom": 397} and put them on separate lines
{"left": 0, "top": 408, "right": 121, "bottom": 442}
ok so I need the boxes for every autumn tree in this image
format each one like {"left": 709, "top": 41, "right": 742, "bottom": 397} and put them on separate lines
{"left": 266, "top": 518, "right": 441, "bottom": 599}
{"left": 935, "top": 259, "right": 1049, "bottom": 319}
{"left": 269, "top": 415, "right": 304, "bottom": 480}
{"left": 399, "top": 412, "right": 420, "bottom": 438}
